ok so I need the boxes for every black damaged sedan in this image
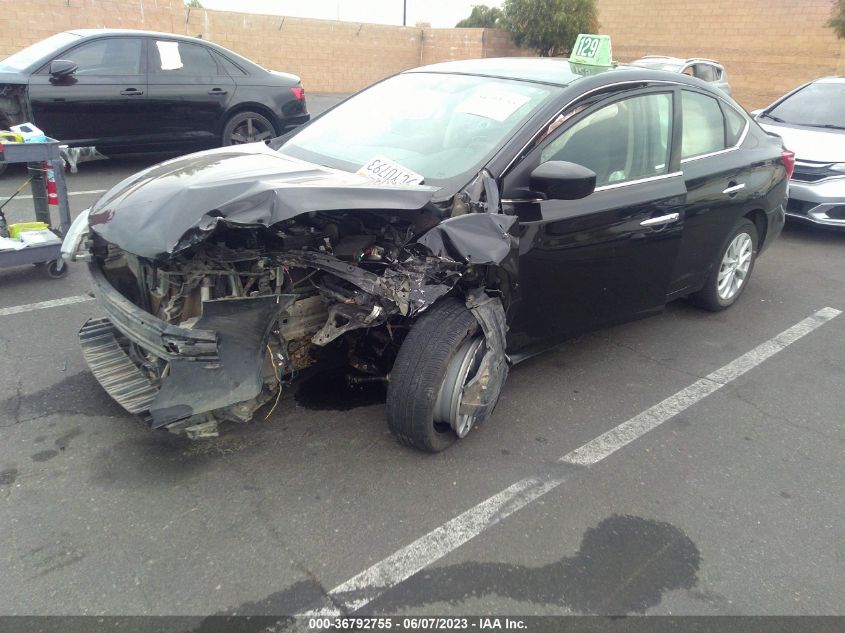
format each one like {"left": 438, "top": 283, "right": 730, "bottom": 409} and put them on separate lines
{"left": 62, "top": 57, "right": 789, "bottom": 452}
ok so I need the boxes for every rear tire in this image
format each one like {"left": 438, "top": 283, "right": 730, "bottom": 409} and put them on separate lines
{"left": 221, "top": 111, "right": 276, "bottom": 146}
{"left": 689, "top": 218, "right": 758, "bottom": 311}
{"left": 0, "top": 163, "right": 8, "bottom": 177}
{"left": 387, "top": 298, "right": 487, "bottom": 453}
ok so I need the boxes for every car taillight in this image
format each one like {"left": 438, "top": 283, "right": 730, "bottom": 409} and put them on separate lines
{"left": 290, "top": 86, "right": 305, "bottom": 101}
{"left": 781, "top": 149, "right": 796, "bottom": 180}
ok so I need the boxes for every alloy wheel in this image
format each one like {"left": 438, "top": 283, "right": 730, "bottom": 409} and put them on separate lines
{"left": 717, "top": 232, "right": 753, "bottom": 301}
{"left": 229, "top": 117, "right": 273, "bottom": 144}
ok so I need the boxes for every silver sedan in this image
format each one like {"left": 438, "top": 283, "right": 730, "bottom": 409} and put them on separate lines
{"left": 755, "top": 77, "right": 845, "bottom": 228}
{"left": 629, "top": 56, "right": 731, "bottom": 95}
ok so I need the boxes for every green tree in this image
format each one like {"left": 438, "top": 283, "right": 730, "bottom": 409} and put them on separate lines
{"left": 185, "top": 0, "right": 203, "bottom": 8}
{"left": 829, "top": 0, "right": 845, "bottom": 38}
{"left": 456, "top": 5, "right": 505, "bottom": 28}
{"left": 502, "top": 0, "right": 598, "bottom": 57}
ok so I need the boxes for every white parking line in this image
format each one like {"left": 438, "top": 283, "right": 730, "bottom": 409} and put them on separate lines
{"left": 10, "top": 189, "right": 108, "bottom": 200}
{"left": 0, "top": 295, "right": 93, "bottom": 317}
{"left": 303, "top": 306, "right": 841, "bottom": 616}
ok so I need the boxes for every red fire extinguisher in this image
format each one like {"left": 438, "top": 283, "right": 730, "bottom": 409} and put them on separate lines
{"left": 43, "top": 161, "right": 58, "bottom": 206}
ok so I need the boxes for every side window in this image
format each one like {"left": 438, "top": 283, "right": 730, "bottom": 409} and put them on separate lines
{"left": 150, "top": 40, "right": 219, "bottom": 75}
{"left": 693, "top": 64, "right": 717, "bottom": 82}
{"left": 540, "top": 92, "right": 672, "bottom": 188}
{"left": 681, "top": 90, "right": 726, "bottom": 159}
{"left": 722, "top": 104, "right": 746, "bottom": 146}
{"left": 61, "top": 38, "right": 143, "bottom": 76}
{"left": 214, "top": 52, "right": 247, "bottom": 76}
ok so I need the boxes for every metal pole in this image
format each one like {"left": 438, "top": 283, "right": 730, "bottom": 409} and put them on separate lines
{"left": 27, "top": 162, "right": 50, "bottom": 226}
{"left": 403, "top": 0, "right": 407, "bottom": 26}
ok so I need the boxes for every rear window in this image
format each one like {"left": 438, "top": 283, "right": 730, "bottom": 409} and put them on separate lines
{"left": 681, "top": 90, "right": 726, "bottom": 159}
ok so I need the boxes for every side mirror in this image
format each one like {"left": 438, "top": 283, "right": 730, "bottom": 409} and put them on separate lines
{"left": 49, "top": 59, "right": 78, "bottom": 79}
{"left": 529, "top": 161, "right": 596, "bottom": 200}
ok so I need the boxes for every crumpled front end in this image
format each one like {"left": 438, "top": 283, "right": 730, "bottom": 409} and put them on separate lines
{"left": 78, "top": 205, "right": 515, "bottom": 437}
{"left": 70, "top": 147, "right": 518, "bottom": 437}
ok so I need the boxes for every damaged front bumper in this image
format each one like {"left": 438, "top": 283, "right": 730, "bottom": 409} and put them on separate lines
{"left": 83, "top": 260, "right": 294, "bottom": 433}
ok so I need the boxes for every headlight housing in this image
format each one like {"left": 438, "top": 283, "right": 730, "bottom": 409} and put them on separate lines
{"left": 831, "top": 163, "right": 845, "bottom": 174}
{"left": 60, "top": 208, "right": 91, "bottom": 264}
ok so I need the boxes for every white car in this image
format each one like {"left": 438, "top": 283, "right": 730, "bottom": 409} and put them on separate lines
{"left": 754, "top": 77, "right": 845, "bottom": 228}
{"left": 630, "top": 56, "right": 731, "bottom": 95}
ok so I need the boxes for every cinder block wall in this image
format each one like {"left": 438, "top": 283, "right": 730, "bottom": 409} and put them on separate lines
{"left": 598, "top": 0, "right": 845, "bottom": 108}
{"left": 2, "top": 0, "right": 842, "bottom": 106}
{"left": 0, "top": 0, "right": 527, "bottom": 93}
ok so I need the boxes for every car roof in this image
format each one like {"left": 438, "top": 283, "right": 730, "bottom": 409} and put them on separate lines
{"left": 813, "top": 76, "right": 845, "bottom": 84}
{"left": 64, "top": 28, "right": 266, "bottom": 73}
{"left": 68, "top": 28, "right": 208, "bottom": 42}
{"left": 405, "top": 56, "right": 715, "bottom": 90}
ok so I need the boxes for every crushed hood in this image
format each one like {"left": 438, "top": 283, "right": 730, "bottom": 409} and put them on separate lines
{"left": 88, "top": 143, "right": 440, "bottom": 260}
{"left": 758, "top": 121, "right": 845, "bottom": 163}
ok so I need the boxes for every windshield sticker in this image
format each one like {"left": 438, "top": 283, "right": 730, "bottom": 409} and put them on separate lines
{"left": 456, "top": 89, "right": 531, "bottom": 122}
{"left": 357, "top": 155, "right": 424, "bottom": 186}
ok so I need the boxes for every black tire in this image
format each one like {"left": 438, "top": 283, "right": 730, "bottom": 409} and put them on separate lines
{"left": 0, "top": 162, "right": 8, "bottom": 177}
{"left": 387, "top": 298, "right": 483, "bottom": 453}
{"left": 45, "top": 260, "right": 68, "bottom": 279}
{"left": 221, "top": 111, "right": 276, "bottom": 146}
{"left": 689, "top": 218, "right": 758, "bottom": 312}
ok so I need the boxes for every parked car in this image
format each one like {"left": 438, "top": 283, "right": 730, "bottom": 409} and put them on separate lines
{"left": 0, "top": 29, "right": 308, "bottom": 174}
{"left": 62, "top": 58, "right": 789, "bottom": 451}
{"left": 753, "top": 77, "right": 845, "bottom": 228}
{"left": 630, "top": 56, "right": 731, "bottom": 95}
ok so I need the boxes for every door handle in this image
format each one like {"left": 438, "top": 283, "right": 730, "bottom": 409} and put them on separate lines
{"left": 722, "top": 182, "right": 745, "bottom": 196}
{"left": 208, "top": 88, "right": 228, "bottom": 96}
{"left": 640, "top": 212, "right": 680, "bottom": 227}
{"left": 120, "top": 88, "right": 144, "bottom": 96}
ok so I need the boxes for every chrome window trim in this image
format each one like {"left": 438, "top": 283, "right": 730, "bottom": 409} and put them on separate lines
{"left": 679, "top": 96, "right": 750, "bottom": 163}
{"left": 501, "top": 79, "right": 683, "bottom": 178}
{"left": 501, "top": 171, "right": 684, "bottom": 203}
{"left": 594, "top": 170, "right": 683, "bottom": 192}
{"left": 502, "top": 78, "right": 750, "bottom": 179}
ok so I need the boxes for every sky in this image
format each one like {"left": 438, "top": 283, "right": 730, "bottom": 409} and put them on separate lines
{"left": 197, "top": 0, "right": 505, "bottom": 29}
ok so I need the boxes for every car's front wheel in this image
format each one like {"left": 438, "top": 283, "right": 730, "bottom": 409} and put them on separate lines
{"left": 689, "top": 218, "right": 759, "bottom": 311}
{"left": 222, "top": 111, "right": 276, "bottom": 146}
{"left": 387, "top": 297, "right": 501, "bottom": 453}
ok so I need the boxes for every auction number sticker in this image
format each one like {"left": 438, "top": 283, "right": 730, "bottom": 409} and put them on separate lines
{"left": 357, "top": 155, "right": 424, "bottom": 186}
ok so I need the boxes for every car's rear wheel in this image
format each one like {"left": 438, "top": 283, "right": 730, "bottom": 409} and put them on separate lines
{"left": 387, "top": 297, "right": 496, "bottom": 453}
{"left": 0, "top": 163, "right": 8, "bottom": 177}
{"left": 222, "top": 111, "right": 276, "bottom": 146}
{"left": 689, "top": 218, "right": 758, "bottom": 311}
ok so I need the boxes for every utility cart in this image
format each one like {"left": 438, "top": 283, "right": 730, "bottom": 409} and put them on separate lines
{"left": 0, "top": 139, "right": 71, "bottom": 278}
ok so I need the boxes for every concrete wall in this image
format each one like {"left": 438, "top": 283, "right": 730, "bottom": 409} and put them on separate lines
{"left": 598, "top": 0, "right": 845, "bottom": 109}
{"left": 0, "top": 0, "right": 527, "bottom": 93}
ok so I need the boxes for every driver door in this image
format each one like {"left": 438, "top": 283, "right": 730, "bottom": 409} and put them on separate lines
{"left": 503, "top": 88, "right": 687, "bottom": 355}
{"left": 28, "top": 36, "right": 148, "bottom": 147}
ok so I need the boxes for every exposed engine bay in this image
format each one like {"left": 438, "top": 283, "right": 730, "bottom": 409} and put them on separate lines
{"left": 88, "top": 205, "right": 510, "bottom": 437}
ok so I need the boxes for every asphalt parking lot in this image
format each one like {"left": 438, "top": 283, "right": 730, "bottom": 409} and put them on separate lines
{"left": 0, "top": 93, "right": 843, "bottom": 619}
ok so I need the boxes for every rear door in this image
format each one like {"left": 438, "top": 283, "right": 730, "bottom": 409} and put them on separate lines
{"left": 668, "top": 89, "right": 752, "bottom": 296}
{"left": 28, "top": 36, "right": 147, "bottom": 146}
{"left": 145, "top": 38, "right": 235, "bottom": 150}
{"left": 503, "top": 88, "right": 687, "bottom": 354}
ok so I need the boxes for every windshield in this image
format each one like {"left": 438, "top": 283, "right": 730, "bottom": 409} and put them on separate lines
{"left": 0, "top": 32, "right": 81, "bottom": 71}
{"left": 766, "top": 82, "right": 845, "bottom": 128}
{"left": 279, "top": 72, "right": 559, "bottom": 185}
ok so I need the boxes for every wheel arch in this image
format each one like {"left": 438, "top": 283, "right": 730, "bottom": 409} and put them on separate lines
{"left": 744, "top": 208, "right": 768, "bottom": 249}
{"left": 220, "top": 102, "right": 281, "bottom": 138}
